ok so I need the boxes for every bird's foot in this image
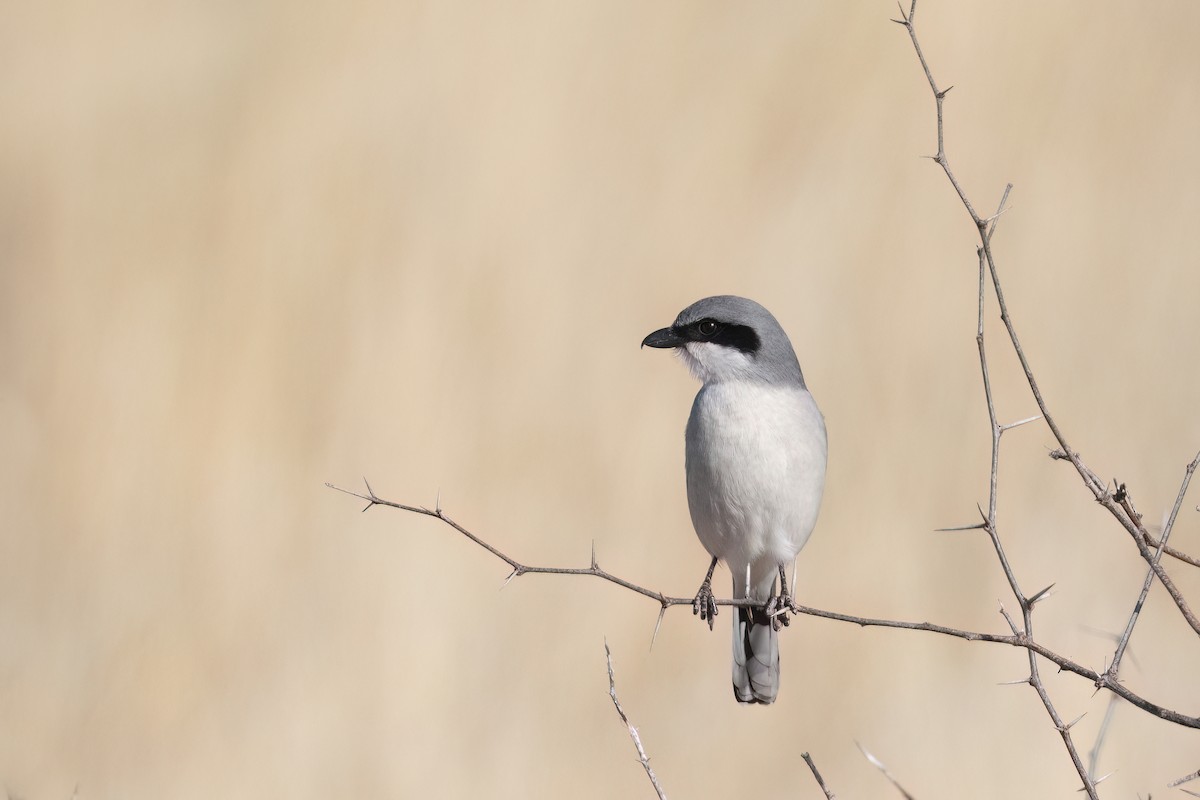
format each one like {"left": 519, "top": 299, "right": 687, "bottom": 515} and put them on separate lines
{"left": 692, "top": 556, "right": 720, "bottom": 631}
{"left": 693, "top": 579, "right": 718, "bottom": 631}
{"left": 764, "top": 594, "right": 792, "bottom": 631}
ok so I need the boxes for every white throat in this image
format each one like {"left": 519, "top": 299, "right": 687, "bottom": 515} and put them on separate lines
{"left": 679, "top": 341, "right": 759, "bottom": 384}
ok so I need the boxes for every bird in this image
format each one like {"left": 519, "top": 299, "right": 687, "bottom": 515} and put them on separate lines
{"left": 642, "top": 295, "right": 827, "bottom": 704}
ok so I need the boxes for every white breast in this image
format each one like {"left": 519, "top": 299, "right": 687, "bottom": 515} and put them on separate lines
{"left": 684, "top": 381, "right": 827, "bottom": 584}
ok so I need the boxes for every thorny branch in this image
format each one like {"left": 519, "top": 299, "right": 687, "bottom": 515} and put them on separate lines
{"left": 1106, "top": 453, "right": 1200, "bottom": 681}
{"left": 899, "top": 0, "right": 1200, "bottom": 637}
{"left": 326, "top": 480, "right": 1200, "bottom": 731}
{"left": 893, "top": 0, "right": 1198, "bottom": 794}
{"left": 890, "top": 11, "right": 1099, "bottom": 791}
{"left": 914, "top": 1, "right": 1200, "bottom": 636}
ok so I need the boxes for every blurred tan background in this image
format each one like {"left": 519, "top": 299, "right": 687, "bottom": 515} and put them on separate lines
{"left": 3, "top": 1, "right": 1199, "bottom": 797}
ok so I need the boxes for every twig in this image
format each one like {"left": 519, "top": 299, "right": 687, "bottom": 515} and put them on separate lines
{"left": 973, "top": 243, "right": 1026, "bottom": 614}
{"left": 326, "top": 480, "right": 1200, "bottom": 730}
{"left": 605, "top": 642, "right": 667, "bottom": 800}
{"left": 802, "top": 752, "right": 836, "bottom": 800}
{"left": 1170, "top": 768, "right": 1200, "bottom": 788}
{"left": 1042, "top": 436, "right": 1200, "bottom": 636}
{"left": 1106, "top": 453, "right": 1200, "bottom": 681}
{"left": 890, "top": 1, "right": 979, "bottom": 226}
{"left": 857, "top": 741, "right": 917, "bottom": 800}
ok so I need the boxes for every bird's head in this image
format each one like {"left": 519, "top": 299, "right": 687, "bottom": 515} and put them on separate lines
{"left": 642, "top": 295, "right": 805, "bottom": 387}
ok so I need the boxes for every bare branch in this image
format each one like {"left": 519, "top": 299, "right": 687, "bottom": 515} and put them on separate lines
{"left": 605, "top": 642, "right": 667, "bottom": 800}
{"left": 802, "top": 752, "right": 837, "bottom": 800}
{"left": 894, "top": 2, "right": 981, "bottom": 227}
{"left": 327, "top": 480, "right": 681, "bottom": 612}
{"left": 1170, "top": 768, "right": 1200, "bottom": 788}
{"left": 1024, "top": 644, "right": 1097, "bottom": 799}
{"left": 326, "top": 481, "right": 1200, "bottom": 730}
{"left": 893, "top": 5, "right": 1140, "bottom": 795}
{"left": 1139, "top": 528, "right": 1200, "bottom": 570}
{"left": 907, "top": 0, "right": 1200, "bottom": 636}
{"left": 1104, "top": 452, "right": 1200, "bottom": 684}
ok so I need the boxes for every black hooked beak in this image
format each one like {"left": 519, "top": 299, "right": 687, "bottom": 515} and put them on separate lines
{"left": 641, "top": 326, "right": 686, "bottom": 349}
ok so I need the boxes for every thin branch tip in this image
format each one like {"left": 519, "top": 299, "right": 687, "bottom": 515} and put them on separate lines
{"left": 1169, "top": 769, "right": 1200, "bottom": 788}
{"left": 802, "top": 752, "right": 837, "bottom": 800}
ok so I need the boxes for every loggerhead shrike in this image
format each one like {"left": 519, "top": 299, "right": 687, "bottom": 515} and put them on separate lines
{"left": 643, "top": 295, "right": 827, "bottom": 704}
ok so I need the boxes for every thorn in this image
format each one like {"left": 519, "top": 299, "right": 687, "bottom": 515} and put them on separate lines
{"left": 1062, "top": 711, "right": 1086, "bottom": 731}
{"left": 360, "top": 477, "right": 378, "bottom": 511}
{"left": 435, "top": 488, "right": 442, "bottom": 514}
{"left": 936, "top": 85, "right": 954, "bottom": 99}
{"left": 591, "top": 540, "right": 598, "bottom": 570}
{"left": 1000, "top": 413, "right": 1042, "bottom": 432}
{"left": 1087, "top": 770, "right": 1116, "bottom": 789}
{"left": 650, "top": 604, "right": 667, "bottom": 651}
{"left": 935, "top": 522, "right": 988, "bottom": 532}
{"left": 976, "top": 503, "right": 989, "bottom": 523}
{"left": 500, "top": 568, "right": 519, "bottom": 589}
{"left": 1028, "top": 583, "right": 1056, "bottom": 607}
{"left": 982, "top": 204, "right": 1013, "bottom": 228}
{"left": 997, "top": 677, "right": 1030, "bottom": 686}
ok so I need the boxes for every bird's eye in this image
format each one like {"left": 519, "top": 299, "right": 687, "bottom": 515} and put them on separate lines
{"left": 696, "top": 319, "right": 721, "bottom": 337}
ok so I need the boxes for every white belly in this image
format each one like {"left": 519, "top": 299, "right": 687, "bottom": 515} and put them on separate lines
{"left": 684, "top": 382, "right": 827, "bottom": 592}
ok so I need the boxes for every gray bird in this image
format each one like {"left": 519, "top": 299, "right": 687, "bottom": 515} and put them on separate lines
{"left": 643, "top": 295, "right": 827, "bottom": 704}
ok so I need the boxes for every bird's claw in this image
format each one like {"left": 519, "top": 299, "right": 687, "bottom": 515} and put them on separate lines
{"left": 765, "top": 594, "right": 794, "bottom": 632}
{"left": 693, "top": 581, "right": 718, "bottom": 631}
